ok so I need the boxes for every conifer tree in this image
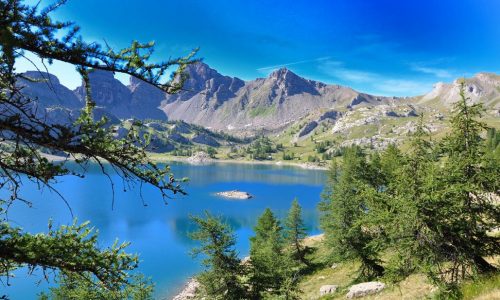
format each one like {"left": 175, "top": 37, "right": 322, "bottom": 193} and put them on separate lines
{"left": 284, "top": 198, "right": 309, "bottom": 267}
{"left": 319, "top": 146, "right": 384, "bottom": 280}
{"left": 249, "top": 208, "right": 289, "bottom": 297}
{"left": 190, "top": 212, "right": 247, "bottom": 300}
{"left": 433, "top": 82, "right": 499, "bottom": 281}
{"left": 38, "top": 273, "right": 153, "bottom": 300}
{"left": 0, "top": 0, "right": 197, "bottom": 296}
{"left": 383, "top": 116, "right": 438, "bottom": 282}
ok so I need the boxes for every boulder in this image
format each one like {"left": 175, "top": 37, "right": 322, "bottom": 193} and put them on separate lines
{"left": 319, "top": 285, "right": 338, "bottom": 296}
{"left": 346, "top": 281, "right": 385, "bottom": 299}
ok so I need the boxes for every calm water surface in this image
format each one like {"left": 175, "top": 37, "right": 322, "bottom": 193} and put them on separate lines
{"left": 3, "top": 162, "right": 326, "bottom": 299}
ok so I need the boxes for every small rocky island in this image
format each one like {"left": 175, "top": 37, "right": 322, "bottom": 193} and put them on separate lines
{"left": 216, "top": 190, "right": 253, "bottom": 200}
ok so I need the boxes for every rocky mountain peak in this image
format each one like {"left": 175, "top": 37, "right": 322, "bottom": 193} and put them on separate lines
{"left": 21, "top": 71, "right": 61, "bottom": 85}
{"left": 165, "top": 62, "right": 245, "bottom": 104}
{"left": 266, "top": 67, "right": 320, "bottom": 96}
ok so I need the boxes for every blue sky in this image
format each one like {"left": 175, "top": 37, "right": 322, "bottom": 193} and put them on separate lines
{"left": 15, "top": 0, "right": 500, "bottom": 96}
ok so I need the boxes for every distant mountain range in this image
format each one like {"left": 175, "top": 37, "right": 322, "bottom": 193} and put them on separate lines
{"left": 18, "top": 63, "right": 500, "bottom": 139}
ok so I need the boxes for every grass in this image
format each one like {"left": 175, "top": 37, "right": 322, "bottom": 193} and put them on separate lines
{"left": 248, "top": 106, "right": 276, "bottom": 118}
{"left": 461, "top": 273, "right": 500, "bottom": 300}
{"left": 297, "top": 236, "right": 500, "bottom": 300}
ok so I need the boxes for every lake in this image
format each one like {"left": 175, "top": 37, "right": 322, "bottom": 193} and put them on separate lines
{"left": 2, "top": 162, "right": 327, "bottom": 299}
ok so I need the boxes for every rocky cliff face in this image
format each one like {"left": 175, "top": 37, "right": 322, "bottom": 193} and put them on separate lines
{"left": 74, "top": 69, "right": 167, "bottom": 120}
{"left": 420, "top": 73, "right": 500, "bottom": 109}
{"left": 19, "top": 66, "right": 499, "bottom": 139}
{"left": 162, "top": 63, "right": 390, "bottom": 134}
{"left": 128, "top": 76, "right": 168, "bottom": 120}
{"left": 18, "top": 71, "right": 82, "bottom": 109}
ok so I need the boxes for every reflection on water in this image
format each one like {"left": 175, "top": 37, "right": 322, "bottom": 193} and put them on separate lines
{"left": 2, "top": 161, "right": 326, "bottom": 300}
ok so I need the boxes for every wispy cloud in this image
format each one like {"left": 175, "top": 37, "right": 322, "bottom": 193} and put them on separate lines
{"left": 376, "top": 79, "right": 432, "bottom": 95}
{"left": 317, "top": 59, "right": 433, "bottom": 96}
{"left": 318, "top": 60, "right": 378, "bottom": 83}
{"left": 411, "top": 65, "right": 452, "bottom": 78}
{"left": 257, "top": 57, "right": 331, "bottom": 72}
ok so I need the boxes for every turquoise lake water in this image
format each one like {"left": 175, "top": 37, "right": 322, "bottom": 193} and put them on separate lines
{"left": 2, "top": 162, "right": 327, "bottom": 299}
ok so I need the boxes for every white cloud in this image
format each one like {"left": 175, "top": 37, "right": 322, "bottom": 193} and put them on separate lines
{"left": 376, "top": 79, "right": 433, "bottom": 95}
{"left": 411, "top": 65, "right": 452, "bottom": 78}
{"left": 317, "top": 59, "right": 433, "bottom": 96}
{"left": 318, "top": 60, "right": 378, "bottom": 83}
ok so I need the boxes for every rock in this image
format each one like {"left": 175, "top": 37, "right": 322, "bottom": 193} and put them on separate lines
{"left": 319, "top": 110, "right": 340, "bottom": 121}
{"left": 169, "top": 133, "right": 191, "bottom": 144}
{"left": 349, "top": 94, "right": 369, "bottom": 107}
{"left": 331, "top": 263, "right": 338, "bottom": 269}
{"left": 346, "top": 281, "right": 385, "bottom": 299}
{"left": 191, "top": 133, "right": 220, "bottom": 147}
{"left": 298, "top": 121, "right": 318, "bottom": 137}
{"left": 146, "top": 137, "right": 174, "bottom": 153}
{"left": 319, "top": 285, "right": 338, "bottom": 296}
{"left": 216, "top": 190, "right": 253, "bottom": 200}
{"left": 241, "top": 256, "right": 251, "bottom": 265}
{"left": 172, "top": 278, "right": 200, "bottom": 300}
{"left": 187, "top": 151, "right": 213, "bottom": 164}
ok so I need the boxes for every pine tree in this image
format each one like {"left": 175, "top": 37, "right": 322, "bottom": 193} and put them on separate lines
{"left": 249, "top": 208, "right": 289, "bottom": 297}
{"left": 319, "top": 146, "right": 384, "bottom": 280}
{"left": 434, "top": 81, "right": 499, "bottom": 280}
{"left": 39, "top": 273, "right": 153, "bottom": 300}
{"left": 190, "top": 212, "right": 247, "bottom": 300}
{"left": 383, "top": 116, "right": 439, "bottom": 282}
{"left": 284, "top": 199, "right": 309, "bottom": 267}
{"left": 0, "top": 0, "right": 197, "bottom": 296}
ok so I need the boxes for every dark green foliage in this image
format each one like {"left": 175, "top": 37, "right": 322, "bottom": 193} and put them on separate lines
{"left": 307, "top": 155, "right": 319, "bottom": 162}
{"left": 206, "top": 146, "right": 217, "bottom": 158}
{"left": 248, "top": 136, "right": 276, "bottom": 160}
{"left": 38, "top": 273, "right": 153, "bottom": 300}
{"left": 428, "top": 82, "right": 499, "bottom": 283}
{"left": 0, "top": 0, "right": 197, "bottom": 296}
{"left": 282, "top": 151, "right": 294, "bottom": 161}
{"left": 319, "top": 83, "right": 499, "bottom": 297}
{"left": 190, "top": 212, "right": 247, "bottom": 300}
{"left": 315, "top": 141, "right": 331, "bottom": 154}
{"left": 319, "top": 147, "right": 385, "bottom": 281}
{"left": 249, "top": 208, "right": 300, "bottom": 298}
{"left": 284, "top": 199, "right": 309, "bottom": 267}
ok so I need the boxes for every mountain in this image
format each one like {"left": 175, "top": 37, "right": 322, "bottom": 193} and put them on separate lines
{"left": 18, "top": 71, "right": 82, "bottom": 109}
{"left": 18, "top": 64, "right": 499, "bottom": 149}
{"left": 419, "top": 73, "right": 500, "bottom": 111}
{"left": 161, "top": 63, "right": 394, "bottom": 134}
{"left": 74, "top": 70, "right": 167, "bottom": 120}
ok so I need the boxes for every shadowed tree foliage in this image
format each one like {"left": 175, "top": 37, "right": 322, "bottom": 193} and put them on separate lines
{"left": 38, "top": 273, "right": 153, "bottom": 300}
{"left": 284, "top": 198, "right": 309, "bottom": 267}
{"left": 319, "top": 146, "right": 385, "bottom": 281}
{"left": 249, "top": 208, "right": 301, "bottom": 299}
{"left": 189, "top": 212, "right": 247, "bottom": 300}
{"left": 0, "top": 0, "right": 197, "bottom": 297}
{"left": 319, "top": 83, "right": 499, "bottom": 298}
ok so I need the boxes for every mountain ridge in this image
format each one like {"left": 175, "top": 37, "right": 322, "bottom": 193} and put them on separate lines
{"left": 18, "top": 63, "right": 500, "bottom": 137}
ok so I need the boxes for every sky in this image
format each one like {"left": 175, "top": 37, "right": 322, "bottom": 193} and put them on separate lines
{"left": 15, "top": 0, "right": 500, "bottom": 96}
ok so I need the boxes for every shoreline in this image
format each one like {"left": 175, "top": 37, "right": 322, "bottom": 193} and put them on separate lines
{"left": 42, "top": 152, "right": 329, "bottom": 171}
{"left": 149, "top": 154, "right": 329, "bottom": 171}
